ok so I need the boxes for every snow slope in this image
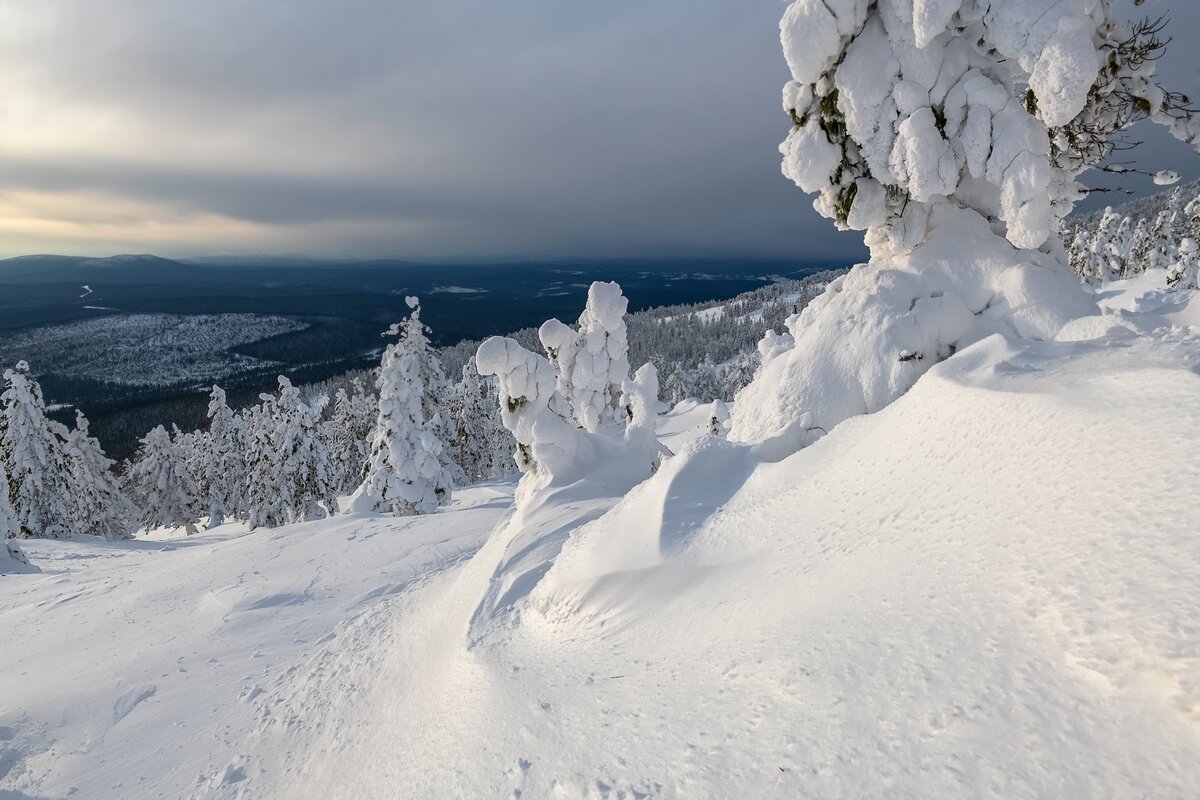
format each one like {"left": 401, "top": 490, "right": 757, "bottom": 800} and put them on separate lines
{"left": 3, "top": 288, "right": 1200, "bottom": 798}
{"left": 0, "top": 484, "right": 514, "bottom": 797}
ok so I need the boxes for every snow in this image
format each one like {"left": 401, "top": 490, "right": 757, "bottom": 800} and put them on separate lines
{"left": 3, "top": 279, "right": 1200, "bottom": 797}
{"left": 429, "top": 285, "right": 487, "bottom": 294}
{"left": 1155, "top": 170, "right": 1182, "bottom": 187}
{"left": 777, "top": 0, "right": 1125, "bottom": 251}
{"left": 780, "top": 121, "right": 842, "bottom": 195}
{"left": 0, "top": 483, "right": 513, "bottom": 797}
{"left": 729, "top": 203, "right": 1094, "bottom": 455}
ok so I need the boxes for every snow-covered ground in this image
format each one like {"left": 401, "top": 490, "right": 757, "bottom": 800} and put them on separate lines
{"left": 3, "top": 282, "right": 1200, "bottom": 798}
{"left": 0, "top": 314, "right": 309, "bottom": 387}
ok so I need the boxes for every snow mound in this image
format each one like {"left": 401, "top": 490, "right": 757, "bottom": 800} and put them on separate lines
{"left": 4, "top": 284, "right": 1200, "bottom": 798}
{"left": 265, "top": 308, "right": 1199, "bottom": 798}
{"left": 729, "top": 203, "right": 1094, "bottom": 456}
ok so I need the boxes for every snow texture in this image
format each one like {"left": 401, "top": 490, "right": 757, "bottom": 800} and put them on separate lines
{"left": 779, "top": 0, "right": 1112, "bottom": 251}
{"left": 729, "top": 203, "right": 1094, "bottom": 454}
{"left": 4, "top": 280, "right": 1200, "bottom": 797}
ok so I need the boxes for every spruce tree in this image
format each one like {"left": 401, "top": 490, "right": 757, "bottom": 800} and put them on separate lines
{"left": 1, "top": 462, "right": 33, "bottom": 572}
{"left": 1, "top": 361, "right": 72, "bottom": 538}
{"left": 348, "top": 298, "right": 462, "bottom": 516}
{"left": 132, "top": 425, "right": 200, "bottom": 535}
{"left": 449, "top": 365, "right": 511, "bottom": 482}
{"left": 63, "top": 410, "right": 137, "bottom": 539}
{"left": 326, "top": 379, "right": 376, "bottom": 494}
{"left": 270, "top": 377, "right": 337, "bottom": 524}
{"left": 202, "top": 385, "right": 246, "bottom": 528}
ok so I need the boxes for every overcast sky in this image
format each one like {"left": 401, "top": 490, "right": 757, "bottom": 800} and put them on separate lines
{"left": 0, "top": 0, "right": 1196, "bottom": 261}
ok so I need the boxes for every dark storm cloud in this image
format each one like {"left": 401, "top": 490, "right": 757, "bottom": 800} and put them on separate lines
{"left": 0, "top": 1, "right": 1195, "bottom": 259}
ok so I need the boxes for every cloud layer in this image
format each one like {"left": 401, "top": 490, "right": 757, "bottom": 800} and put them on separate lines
{"left": 0, "top": 1, "right": 1195, "bottom": 260}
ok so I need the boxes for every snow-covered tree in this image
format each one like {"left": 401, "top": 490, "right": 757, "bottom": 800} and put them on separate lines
{"left": 538, "top": 318, "right": 581, "bottom": 418}
{"left": 1087, "top": 207, "right": 1122, "bottom": 283}
{"left": 201, "top": 385, "right": 246, "bottom": 528}
{"left": 1, "top": 361, "right": 72, "bottom": 538}
{"left": 243, "top": 392, "right": 286, "bottom": 530}
{"left": 661, "top": 365, "right": 687, "bottom": 407}
{"left": 708, "top": 400, "right": 730, "bottom": 438}
{"left": 539, "top": 281, "right": 631, "bottom": 432}
{"left": 274, "top": 378, "right": 337, "bottom": 523}
{"left": 1168, "top": 238, "right": 1200, "bottom": 291}
{"left": 476, "top": 336, "right": 586, "bottom": 478}
{"left": 241, "top": 378, "right": 337, "bottom": 528}
{"left": 449, "top": 365, "right": 512, "bottom": 482}
{"left": 1147, "top": 207, "right": 1177, "bottom": 272}
{"left": 0, "top": 459, "right": 35, "bottom": 572}
{"left": 730, "top": 1, "right": 1200, "bottom": 454}
{"left": 63, "top": 411, "right": 137, "bottom": 539}
{"left": 1, "top": 484, "right": 33, "bottom": 572}
{"left": 348, "top": 298, "right": 463, "bottom": 516}
{"left": 779, "top": 3, "right": 1198, "bottom": 252}
{"left": 131, "top": 425, "right": 200, "bottom": 535}
{"left": 571, "top": 282, "right": 631, "bottom": 431}
{"left": 325, "top": 379, "right": 376, "bottom": 494}
{"left": 0, "top": 461, "right": 15, "bottom": 540}
{"left": 1108, "top": 215, "right": 1135, "bottom": 279}
{"left": 620, "top": 363, "right": 669, "bottom": 472}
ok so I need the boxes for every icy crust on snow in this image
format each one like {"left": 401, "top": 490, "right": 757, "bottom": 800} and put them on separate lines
{"left": 780, "top": 0, "right": 1103, "bottom": 250}
{"left": 728, "top": 204, "right": 1094, "bottom": 453}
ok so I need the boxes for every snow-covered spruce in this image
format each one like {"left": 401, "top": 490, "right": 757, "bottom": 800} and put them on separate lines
{"left": 732, "top": 0, "right": 1200, "bottom": 455}
{"left": 475, "top": 336, "right": 587, "bottom": 480}
{"left": 131, "top": 425, "right": 201, "bottom": 536}
{"left": 1, "top": 361, "right": 73, "bottom": 538}
{"left": 63, "top": 410, "right": 137, "bottom": 539}
{"left": 1168, "top": 238, "right": 1200, "bottom": 291}
{"left": 448, "top": 365, "right": 513, "bottom": 482}
{"left": 348, "top": 298, "right": 463, "bottom": 517}
{"left": 325, "top": 379, "right": 377, "bottom": 495}
{"left": 243, "top": 377, "right": 337, "bottom": 528}
{"left": 273, "top": 377, "right": 338, "bottom": 524}
{"left": 0, "top": 458, "right": 36, "bottom": 573}
{"left": 539, "top": 281, "right": 631, "bottom": 433}
{"left": 477, "top": 285, "right": 668, "bottom": 501}
{"left": 708, "top": 400, "right": 730, "bottom": 438}
{"left": 200, "top": 385, "right": 246, "bottom": 528}
{"left": 620, "top": 363, "right": 670, "bottom": 472}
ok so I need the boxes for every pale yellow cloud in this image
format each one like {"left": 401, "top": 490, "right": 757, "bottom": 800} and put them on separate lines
{"left": 0, "top": 188, "right": 438, "bottom": 258}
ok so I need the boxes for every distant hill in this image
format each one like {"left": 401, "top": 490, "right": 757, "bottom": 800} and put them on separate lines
{"left": 0, "top": 254, "right": 218, "bottom": 286}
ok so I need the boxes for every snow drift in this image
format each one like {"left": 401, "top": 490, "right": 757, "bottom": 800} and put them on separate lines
{"left": 5, "top": 282, "right": 1196, "bottom": 797}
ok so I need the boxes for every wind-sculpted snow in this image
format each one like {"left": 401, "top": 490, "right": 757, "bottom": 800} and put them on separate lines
{"left": 297, "top": 292, "right": 1200, "bottom": 797}
{"left": 728, "top": 203, "right": 1094, "bottom": 454}
{"left": 3, "top": 290, "right": 1200, "bottom": 796}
